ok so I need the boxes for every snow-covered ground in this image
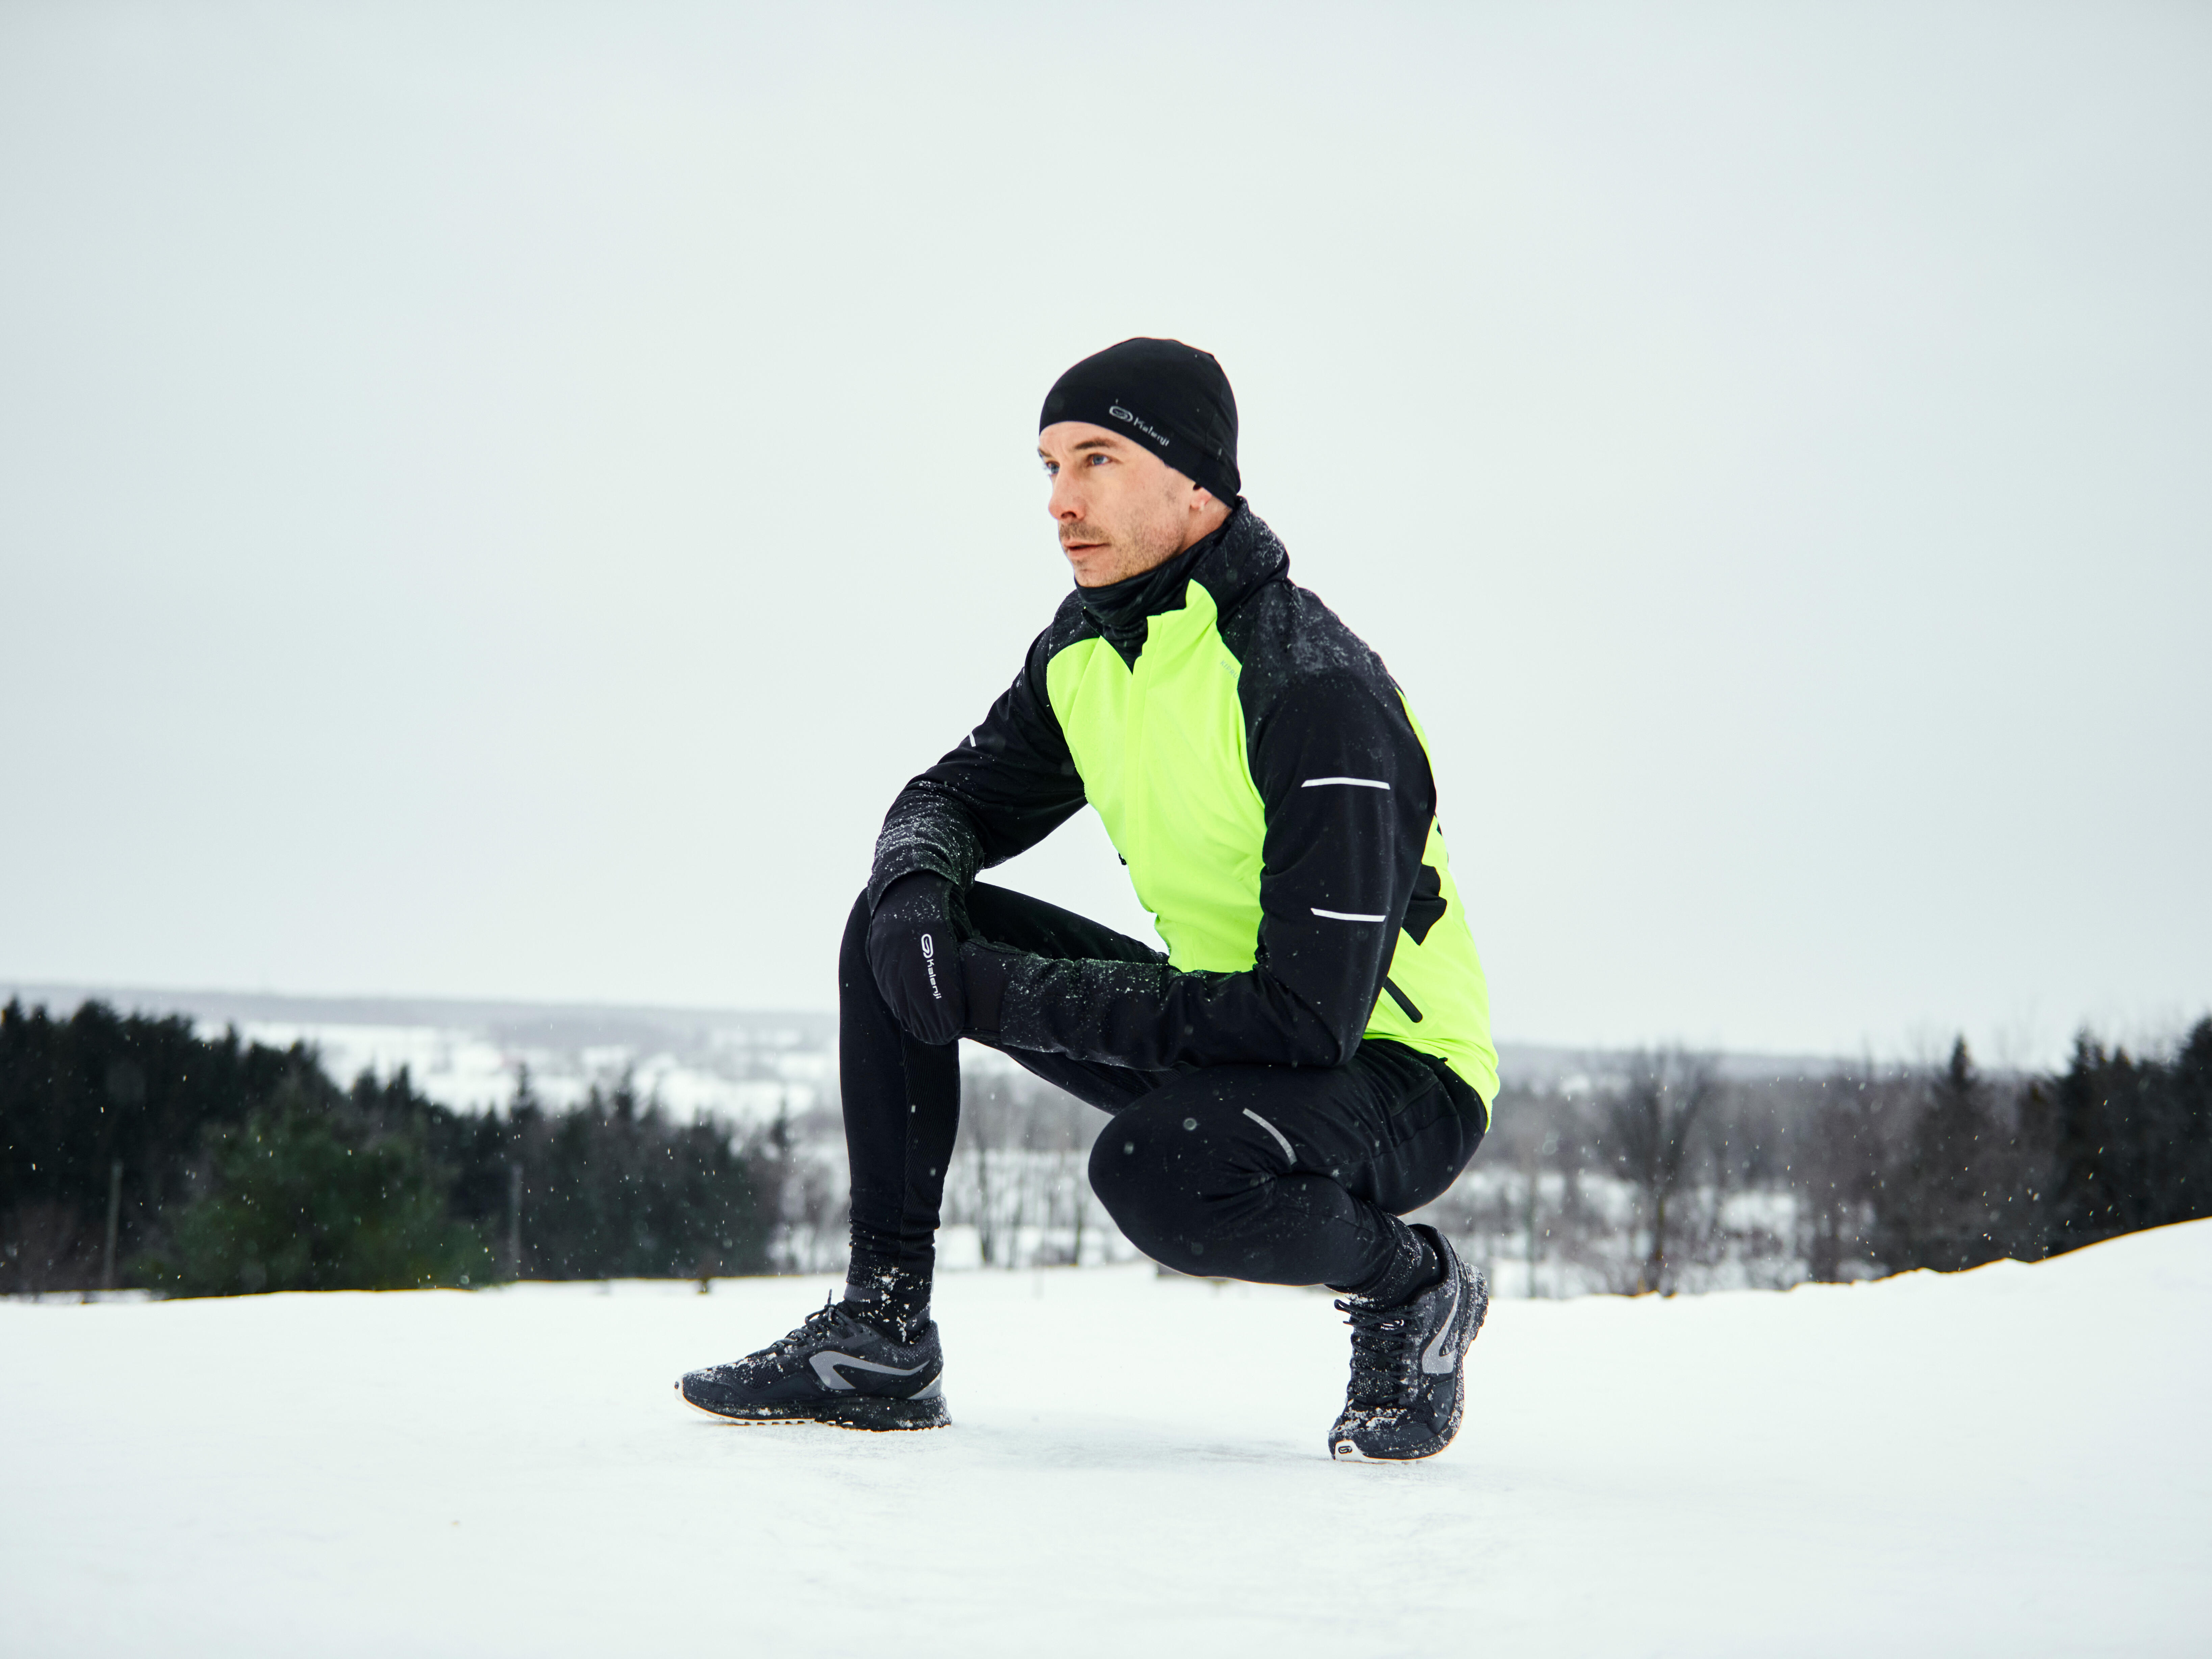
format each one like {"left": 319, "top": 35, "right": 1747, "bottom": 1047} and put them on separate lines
{"left": 5, "top": 1225, "right": 2208, "bottom": 1656}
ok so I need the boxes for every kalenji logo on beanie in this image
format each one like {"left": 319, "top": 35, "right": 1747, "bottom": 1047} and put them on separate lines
{"left": 1108, "top": 404, "right": 1171, "bottom": 447}
{"left": 1041, "top": 337, "right": 1240, "bottom": 503}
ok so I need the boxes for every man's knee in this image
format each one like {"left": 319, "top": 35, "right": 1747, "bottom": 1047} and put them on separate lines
{"left": 1088, "top": 1098, "right": 1265, "bottom": 1272}
{"left": 1087, "top": 1111, "right": 1147, "bottom": 1222}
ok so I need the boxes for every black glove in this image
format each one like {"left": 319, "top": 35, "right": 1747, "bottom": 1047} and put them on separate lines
{"left": 866, "top": 872, "right": 965, "bottom": 1044}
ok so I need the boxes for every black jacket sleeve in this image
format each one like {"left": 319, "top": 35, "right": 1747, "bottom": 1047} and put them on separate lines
{"left": 969, "top": 672, "right": 1435, "bottom": 1070}
{"left": 867, "top": 632, "right": 1089, "bottom": 908}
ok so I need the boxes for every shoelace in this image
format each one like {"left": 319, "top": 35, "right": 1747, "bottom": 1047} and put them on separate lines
{"left": 758, "top": 1299, "right": 846, "bottom": 1361}
{"left": 1336, "top": 1298, "right": 1420, "bottom": 1408}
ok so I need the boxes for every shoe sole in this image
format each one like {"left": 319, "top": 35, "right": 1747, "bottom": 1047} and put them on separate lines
{"left": 1331, "top": 1261, "right": 1489, "bottom": 1463}
{"left": 675, "top": 1380, "right": 950, "bottom": 1432}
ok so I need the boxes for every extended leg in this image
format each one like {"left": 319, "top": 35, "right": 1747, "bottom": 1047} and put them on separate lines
{"left": 838, "top": 882, "right": 1164, "bottom": 1332}
{"left": 838, "top": 891, "right": 962, "bottom": 1331}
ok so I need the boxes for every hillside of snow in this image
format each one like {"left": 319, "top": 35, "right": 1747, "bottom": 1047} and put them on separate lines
{"left": 6, "top": 1224, "right": 2208, "bottom": 1656}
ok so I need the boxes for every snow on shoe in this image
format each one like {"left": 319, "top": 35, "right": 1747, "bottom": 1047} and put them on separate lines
{"left": 677, "top": 1300, "right": 948, "bottom": 1431}
{"left": 1329, "top": 1226, "right": 1486, "bottom": 1462}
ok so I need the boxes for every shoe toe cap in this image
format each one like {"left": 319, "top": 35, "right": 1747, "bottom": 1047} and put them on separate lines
{"left": 677, "top": 1364, "right": 752, "bottom": 1414}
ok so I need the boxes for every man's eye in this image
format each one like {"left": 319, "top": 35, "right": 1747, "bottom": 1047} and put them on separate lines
{"left": 1087, "top": 453, "right": 1111, "bottom": 466}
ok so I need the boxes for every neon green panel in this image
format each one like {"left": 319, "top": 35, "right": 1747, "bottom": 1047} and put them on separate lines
{"left": 1045, "top": 584, "right": 1266, "bottom": 973}
{"left": 1045, "top": 582, "right": 1497, "bottom": 1115}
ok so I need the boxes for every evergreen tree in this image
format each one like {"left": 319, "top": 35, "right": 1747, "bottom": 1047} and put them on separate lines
{"left": 1880, "top": 1038, "right": 2008, "bottom": 1272}
{"left": 2047, "top": 1018, "right": 2212, "bottom": 1255}
{"left": 2174, "top": 1019, "right": 2212, "bottom": 1221}
{"left": 2, "top": 999, "right": 300, "bottom": 1292}
{"left": 505, "top": 1074, "right": 775, "bottom": 1280}
{"left": 3, "top": 999, "right": 779, "bottom": 1293}
{"left": 140, "top": 1076, "right": 492, "bottom": 1296}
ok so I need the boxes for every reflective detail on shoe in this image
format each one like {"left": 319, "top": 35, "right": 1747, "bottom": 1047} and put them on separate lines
{"left": 1300, "top": 776, "right": 1390, "bottom": 790}
{"left": 1311, "top": 907, "right": 1388, "bottom": 922}
{"left": 1242, "top": 1107, "right": 1296, "bottom": 1166}
{"left": 911, "top": 1375, "right": 943, "bottom": 1400}
{"left": 677, "top": 1300, "right": 947, "bottom": 1431}
{"left": 808, "top": 1351, "right": 931, "bottom": 1392}
{"left": 1420, "top": 1271, "right": 1461, "bottom": 1374}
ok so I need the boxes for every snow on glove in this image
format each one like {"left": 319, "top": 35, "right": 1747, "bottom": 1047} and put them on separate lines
{"left": 866, "top": 872, "right": 965, "bottom": 1045}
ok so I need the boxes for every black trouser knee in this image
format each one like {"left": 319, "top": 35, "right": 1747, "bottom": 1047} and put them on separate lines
{"left": 1087, "top": 1096, "right": 1306, "bottom": 1279}
{"left": 1087, "top": 1058, "right": 1483, "bottom": 1291}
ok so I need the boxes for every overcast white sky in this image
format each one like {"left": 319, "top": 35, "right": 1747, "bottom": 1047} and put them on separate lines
{"left": 2, "top": 1, "right": 2206, "bottom": 1065}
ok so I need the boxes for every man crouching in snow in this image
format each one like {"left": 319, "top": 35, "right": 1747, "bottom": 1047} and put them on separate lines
{"left": 679, "top": 338, "right": 1497, "bottom": 1461}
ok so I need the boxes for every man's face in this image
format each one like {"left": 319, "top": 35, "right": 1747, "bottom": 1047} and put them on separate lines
{"left": 1039, "top": 421, "right": 1218, "bottom": 588}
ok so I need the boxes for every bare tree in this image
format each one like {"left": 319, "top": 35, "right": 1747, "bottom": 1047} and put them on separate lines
{"left": 1789, "top": 1066, "right": 1892, "bottom": 1281}
{"left": 942, "top": 1064, "right": 1108, "bottom": 1269}
{"left": 1064, "top": 1146, "right": 1088, "bottom": 1265}
{"left": 1521, "top": 1131, "right": 1544, "bottom": 1297}
{"left": 1605, "top": 1049, "right": 1720, "bottom": 1294}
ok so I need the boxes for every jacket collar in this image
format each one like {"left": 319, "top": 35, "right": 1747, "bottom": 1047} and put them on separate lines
{"left": 1075, "top": 502, "right": 1286, "bottom": 661}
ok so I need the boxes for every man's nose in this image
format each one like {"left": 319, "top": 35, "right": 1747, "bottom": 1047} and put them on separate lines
{"left": 1048, "top": 469, "right": 1083, "bottom": 519}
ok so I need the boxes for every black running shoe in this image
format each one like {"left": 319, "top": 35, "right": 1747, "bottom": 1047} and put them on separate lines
{"left": 677, "top": 1300, "right": 948, "bottom": 1431}
{"left": 1329, "top": 1226, "right": 1487, "bottom": 1462}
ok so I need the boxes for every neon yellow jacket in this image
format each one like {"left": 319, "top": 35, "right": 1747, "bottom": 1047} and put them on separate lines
{"left": 871, "top": 506, "right": 1496, "bottom": 1112}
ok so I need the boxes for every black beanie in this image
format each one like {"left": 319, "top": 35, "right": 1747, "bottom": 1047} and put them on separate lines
{"left": 1039, "top": 337, "right": 1240, "bottom": 503}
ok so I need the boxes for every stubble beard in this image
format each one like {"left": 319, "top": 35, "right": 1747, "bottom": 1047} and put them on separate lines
{"left": 1062, "top": 507, "right": 1187, "bottom": 588}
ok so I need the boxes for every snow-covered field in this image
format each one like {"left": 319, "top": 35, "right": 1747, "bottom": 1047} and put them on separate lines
{"left": 5, "top": 1226, "right": 2208, "bottom": 1657}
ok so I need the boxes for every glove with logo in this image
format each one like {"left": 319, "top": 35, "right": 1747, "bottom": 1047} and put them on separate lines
{"left": 866, "top": 872, "right": 966, "bottom": 1045}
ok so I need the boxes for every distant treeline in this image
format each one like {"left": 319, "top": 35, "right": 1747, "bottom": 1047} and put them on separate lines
{"left": 5, "top": 996, "right": 2209, "bottom": 1297}
{"left": 1449, "top": 1021, "right": 2212, "bottom": 1293}
{"left": 1796, "top": 1025, "right": 2212, "bottom": 1276}
{"left": 0, "top": 999, "right": 780, "bottom": 1296}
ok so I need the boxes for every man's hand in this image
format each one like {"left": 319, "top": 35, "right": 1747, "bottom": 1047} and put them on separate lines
{"left": 866, "top": 873, "right": 965, "bottom": 1044}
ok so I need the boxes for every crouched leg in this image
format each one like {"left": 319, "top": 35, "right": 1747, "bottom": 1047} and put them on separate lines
{"left": 1085, "top": 1051, "right": 1481, "bottom": 1295}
